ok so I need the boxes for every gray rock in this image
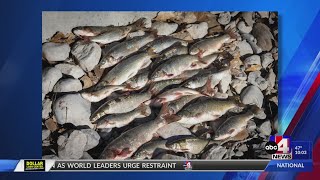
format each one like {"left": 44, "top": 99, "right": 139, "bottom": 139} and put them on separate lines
{"left": 231, "top": 12, "right": 239, "bottom": 17}
{"left": 261, "top": 53, "right": 274, "bottom": 69}
{"left": 53, "top": 94, "right": 92, "bottom": 127}
{"left": 241, "top": 12, "right": 254, "bottom": 27}
{"left": 202, "top": 145, "right": 227, "bottom": 160}
{"left": 238, "top": 144, "right": 248, "bottom": 152}
{"left": 42, "top": 154, "right": 59, "bottom": 159}
{"left": 71, "top": 41, "right": 101, "bottom": 72}
{"left": 42, "top": 99, "right": 52, "bottom": 119}
{"left": 218, "top": 12, "right": 231, "bottom": 25}
{"left": 81, "top": 152, "right": 93, "bottom": 159}
{"left": 58, "top": 130, "right": 87, "bottom": 159}
{"left": 98, "top": 128, "right": 113, "bottom": 141}
{"left": 42, "top": 67, "right": 63, "bottom": 100}
{"left": 231, "top": 79, "right": 247, "bottom": 94}
{"left": 186, "top": 22, "right": 208, "bottom": 39}
{"left": 254, "top": 108, "right": 267, "bottom": 120}
{"left": 55, "top": 63, "right": 85, "bottom": 79}
{"left": 240, "top": 85, "right": 264, "bottom": 108}
{"left": 42, "top": 42, "right": 70, "bottom": 62}
{"left": 81, "top": 129, "right": 100, "bottom": 151}
{"left": 219, "top": 73, "right": 232, "bottom": 93}
{"left": 259, "top": 120, "right": 272, "bottom": 135}
{"left": 57, "top": 135, "right": 67, "bottom": 146}
{"left": 237, "top": 21, "right": 252, "bottom": 34}
{"left": 152, "top": 21, "right": 178, "bottom": 36}
{"left": 42, "top": 129, "right": 51, "bottom": 141}
{"left": 244, "top": 55, "right": 261, "bottom": 67}
{"left": 252, "top": 23, "right": 274, "bottom": 51}
{"left": 235, "top": 151, "right": 244, "bottom": 157}
{"left": 237, "top": 40, "right": 253, "bottom": 56}
{"left": 157, "top": 122, "right": 192, "bottom": 139}
{"left": 242, "top": 33, "right": 262, "bottom": 54}
{"left": 127, "top": 30, "right": 145, "bottom": 38}
{"left": 248, "top": 71, "right": 268, "bottom": 90}
{"left": 247, "top": 120, "right": 257, "bottom": 132}
{"left": 53, "top": 78, "right": 83, "bottom": 92}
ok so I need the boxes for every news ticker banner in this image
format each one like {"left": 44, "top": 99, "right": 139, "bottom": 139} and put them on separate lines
{"left": 0, "top": 159, "right": 309, "bottom": 172}
{"left": 0, "top": 136, "right": 313, "bottom": 172}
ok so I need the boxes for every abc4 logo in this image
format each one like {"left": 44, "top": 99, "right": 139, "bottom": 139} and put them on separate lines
{"left": 265, "top": 136, "right": 291, "bottom": 154}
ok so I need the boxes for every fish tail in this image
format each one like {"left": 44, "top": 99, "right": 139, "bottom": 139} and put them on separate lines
{"left": 159, "top": 103, "right": 181, "bottom": 124}
{"left": 249, "top": 105, "right": 266, "bottom": 119}
{"left": 131, "top": 18, "right": 148, "bottom": 31}
{"left": 225, "top": 27, "right": 238, "bottom": 40}
{"left": 138, "top": 104, "right": 152, "bottom": 116}
{"left": 229, "top": 95, "right": 245, "bottom": 107}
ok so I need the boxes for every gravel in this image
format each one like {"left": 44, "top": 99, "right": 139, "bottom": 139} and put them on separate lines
{"left": 240, "top": 85, "right": 264, "bottom": 108}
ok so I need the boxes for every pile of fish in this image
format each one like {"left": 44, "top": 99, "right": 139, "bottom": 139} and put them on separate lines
{"left": 42, "top": 12, "right": 278, "bottom": 160}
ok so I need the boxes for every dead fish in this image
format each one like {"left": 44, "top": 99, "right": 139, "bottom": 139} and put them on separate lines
{"left": 166, "top": 137, "right": 219, "bottom": 154}
{"left": 144, "top": 36, "right": 188, "bottom": 54}
{"left": 132, "top": 139, "right": 168, "bottom": 159}
{"left": 148, "top": 79, "right": 184, "bottom": 95}
{"left": 150, "top": 55, "right": 205, "bottom": 82}
{"left": 89, "top": 27, "right": 132, "bottom": 44}
{"left": 214, "top": 106, "right": 261, "bottom": 140}
{"left": 154, "top": 87, "right": 201, "bottom": 104}
{"left": 99, "top": 107, "right": 177, "bottom": 160}
{"left": 184, "top": 68, "right": 230, "bottom": 89}
{"left": 150, "top": 42, "right": 189, "bottom": 70}
{"left": 100, "top": 33, "right": 157, "bottom": 68}
{"left": 168, "top": 97, "right": 241, "bottom": 125}
{"left": 167, "top": 94, "right": 203, "bottom": 114}
{"left": 98, "top": 51, "right": 154, "bottom": 86}
{"left": 124, "top": 70, "right": 150, "bottom": 90}
{"left": 174, "top": 69, "right": 201, "bottom": 80}
{"left": 80, "top": 85, "right": 126, "bottom": 102}
{"left": 95, "top": 104, "right": 151, "bottom": 129}
{"left": 90, "top": 92, "right": 152, "bottom": 123}
{"left": 189, "top": 31, "right": 236, "bottom": 58}
{"left": 72, "top": 18, "right": 147, "bottom": 37}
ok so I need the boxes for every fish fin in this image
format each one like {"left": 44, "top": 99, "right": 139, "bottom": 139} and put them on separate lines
{"left": 229, "top": 95, "right": 245, "bottom": 107}
{"left": 131, "top": 18, "right": 147, "bottom": 30}
{"left": 202, "top": 78, "right": 216, "bottom": 97}
{"left": 138, "top": 104, "right": 151, "bottom": 116}
{"left": 225, "top": 27, "right": 238, "bottom": 40}
{"left": 163, "top": 114, "right": 181, "bottom": 124}
{"left": 197, "top": 49, "right": 206, "bottom": 59}
{"left": 117, "top": 148, "right": 132, "bottom": 157}
{"left": 124, "top": 83, "right": 135, "bottom": 91}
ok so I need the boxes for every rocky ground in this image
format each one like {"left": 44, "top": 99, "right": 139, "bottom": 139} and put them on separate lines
{"left": 42, "top": 12, "right": 278, "bottom": 160}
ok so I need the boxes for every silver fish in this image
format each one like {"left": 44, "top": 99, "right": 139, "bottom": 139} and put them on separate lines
{"left": 154, "top": 87, "right": 201, "bottom": 104}
{"left": 145, "top": 36, "right": 188, "bottom": 54}
{"left": 169, "top": 98, "right": 240, "bottom": 125}
{"left": 95, "top": 104, "right": 151, "bottom": 129}
{"left": 166, "top": 137, "right": 219, "bottom": 154}
{"left": 89, "top": 27, "right": 132, "bottom": 44}
{"left": 99, "top": 113, "right": 175, "bottom": 159}
{"left": 148, "top": 79, "right": 184, "bottom": 95}
{"left": 167, "top": 94, "right": 203, "bottom": 114}
{"left": 214, "top": 107, "right": 261, "bottom": 140}
{"left": 189, "top": 32, "right": 235, "bottom": 58}
{"left": 100, "top": 33, "right": 157, "bottom": 68}
{"left": 124, "top": 70, "right": 150, "bottom": 90}
{"left": 98, "top": 52, "right": 153, "bottom": 86}
{"left": 80, "top": 85, "right": 126, "bottom": 102}
{"left": 151, "top": 55, "right": 203, "bottom": 82}
{"left": 184, "top": 68, "right": 230, "bottom": 89}
{"left": 132, "top": 140, "right": 168, "bottom": 159}
{"left": 90, "top": 92, "right": 152, "bottom": 123}
{"left": 72, "top": 18, "right": 147, "bottom": 37}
